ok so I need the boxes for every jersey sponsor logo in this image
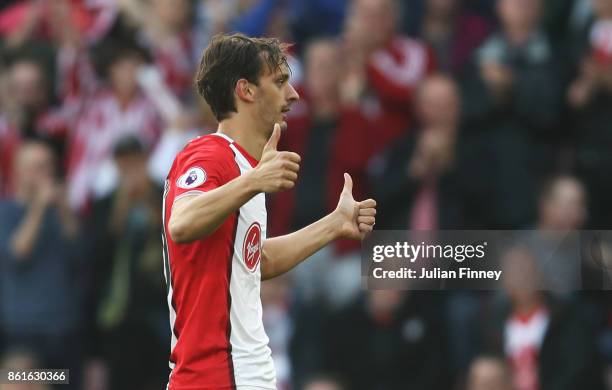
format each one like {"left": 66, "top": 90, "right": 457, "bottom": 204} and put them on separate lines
{"left": 177, "top": 166, "right": 207, "bottom": 189}
{"left": 243, "top": 222, "right": 262, "bottom": 272}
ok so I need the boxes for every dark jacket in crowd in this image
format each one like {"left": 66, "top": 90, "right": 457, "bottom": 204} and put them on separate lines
{"left": 460, "top": 30, "right": 565, "bottom": 227}
{"left": 322, "top": 292, "right": 451, "bottom": 390}
{"left": 367, "top": 128, "right": 485, "bottom": 230}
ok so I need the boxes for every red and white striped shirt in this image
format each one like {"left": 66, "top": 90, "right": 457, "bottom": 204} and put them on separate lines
{"left": 163, "top": 133, "right": 275, "bottom": 389}
{"left": 66, "top": 89, "right": 161, "bottom": 210}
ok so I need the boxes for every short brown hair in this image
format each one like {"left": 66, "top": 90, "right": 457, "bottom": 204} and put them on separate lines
{"left": 195, "top": 33, "right": 291, "bottom": 122}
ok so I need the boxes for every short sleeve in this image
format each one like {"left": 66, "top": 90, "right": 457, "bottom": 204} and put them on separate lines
{"left": 171, "top": 140, "right": 236, "bottom": 203}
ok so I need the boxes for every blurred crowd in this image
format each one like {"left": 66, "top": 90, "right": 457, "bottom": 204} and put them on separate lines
{"left": 0, "top": 0, "right": 612, "bottom": 389}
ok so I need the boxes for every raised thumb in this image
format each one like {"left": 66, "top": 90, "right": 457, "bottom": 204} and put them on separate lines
{"left": 264, "top": 123, "right": 281, "bottom": 152}
{"left": 342, "top": 172, "right": 353, "bottom": 195}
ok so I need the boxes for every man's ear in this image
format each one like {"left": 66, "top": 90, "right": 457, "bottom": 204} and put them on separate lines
{"left": 235, "top": 79, "right": 256, "bottom": 103}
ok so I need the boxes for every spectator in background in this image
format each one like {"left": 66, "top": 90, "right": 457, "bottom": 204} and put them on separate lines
{"left": 342, "top": 0, "right": 436, "bottom": 153}
{"left": 66, "top": 38, "right": 162, "bottom": 211}
{"left": 465, "top": 355, "right": 513, "bottom": 390}
{"left": 481, "top": 246, "right": 605, "bottom": 390}
{"left": 522, "top": 175, "right": 588, "bottom": 295}
{"left": 568, "top": 0, "right": 612, "bottom": 229}
{"left": 537, "top": 175, "right": 588, "bottom": 232}
{"left": 269, "top": 38, "right": 372, "bottom": 307}
{"left": 0, "top": 140, "right": 82, "bottom": 390}
{"left": 368, "top": 74, "right": 489, "bottom": 383}
{"left": 322, "top": 290, "right": 450, "bottom": 390}
{"left": 368, "top": 74, "right": 466, "bottom": 230}
{"left": 86, "top": 136, "right": 168, "bottom": 390}
{"left": 261, "top": 276, "right": 293, "bottom": 390}
{"left": 117, "top": 0, "right": 196, "bottom": 100}
{"left": 302, "top": 373, "right": 346, "bottom": 390}
{"left": 270, "top": 38, "right": 371, "bottom": 241}
{"left": 461, "top": 0, "right": 564, "bottom": 228}
{"left": 0, "top": 56, "right": 69, "bottom": 195}
{"left": 409, "top": 0, "right": 492, "bottom": 74}
{"left": 0, "top": 348, "right": 51, "bottom": 390}
{"left": 0, "top": 0, "right": 116, "bottom": 48}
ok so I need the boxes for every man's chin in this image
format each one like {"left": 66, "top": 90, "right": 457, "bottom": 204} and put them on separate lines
{"left": 279, "top": 120, "right": 288, "bottom": 131}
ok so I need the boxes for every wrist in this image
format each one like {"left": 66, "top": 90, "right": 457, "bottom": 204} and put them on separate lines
{"left": 327, "top": 209, "right": 345, "bottom": 240}
{"left": 241, "top": 169, "right": 262, "bottom": 195}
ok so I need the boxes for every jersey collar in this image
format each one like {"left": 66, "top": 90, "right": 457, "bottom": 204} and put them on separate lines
{"left": 212, "top": 132, "right": 259, "bottom": 168}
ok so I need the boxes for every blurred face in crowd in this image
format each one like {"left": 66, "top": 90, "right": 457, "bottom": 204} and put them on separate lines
{"left": 152, "top": 0, "right": 191, "bottom": 31}
{"left": 114, "top": 141, "right": 151, "bottom": 199}
{"left": 426, "top": 0, "right": 459, "bottom": 18}
{"left": 501, "top": 247, "right": 542, "bottom": 304}
{"left": 1, "top": 351, "right": 47, "bottom": 390}
{"left": 416, "top": 75, "right": 461, "bottom": 128}
{"left": 303, "top": 379, "right": 344, "bottom": 390}
{"left": 497, "top": 0, "right": 542, "bottom": 33}
{"left": 539, "top": 177, "right": 587, "bottom": 231}
{"left": 9, "top": 60, "right": 47, "bottom": 110}
{"left": 348, "top": 0, "right": 398, "bottom": 50}
{"left": 109, "top": 54, "right": 143, "bottom": 101}
{"left": 13, "top": 142, "right": 56, "bottom": 198}
{"left": 466, "top": 357, "right": 512, "bottom": 390}
{"left": 115, "top": 150, "right": 147, "bottom": 180}
{"left": 592, "top": 0, "right": 612, "bottom": 19}
{"left": 367, "top": 290, "right": 405, "bottom": 317}
{"left": 251, "top": 59, "right": 299, "bottom": 133}
{"left": 305, "top": 40, "right": 341, "bottom": 103}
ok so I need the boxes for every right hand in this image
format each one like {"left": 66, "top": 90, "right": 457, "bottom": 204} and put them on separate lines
{"left": 251, "top": 123, "right": 300, "bottom": 193}
{"left": 481, "top": 62, "right": 514, "bottom": 93}
{"left": 34, "top": 178, "right": 60, "bottom": 207}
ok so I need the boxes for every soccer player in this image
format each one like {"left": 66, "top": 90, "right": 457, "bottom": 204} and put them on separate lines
{"left": 161, "top": 34, "right": 377, "bottom": 389}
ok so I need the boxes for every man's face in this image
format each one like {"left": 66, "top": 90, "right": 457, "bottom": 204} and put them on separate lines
{"left": 501, "top": 247, "right": 541, "bottom": 301}
{"left": 426, "top": 0, "right": 458, "bottom": 18}
{"left": 253, "top": 62, "right": 299, "bottom": 134}
{"left": 109, "top": 55, "right": 142, "bottom": 98}
{"left": 14, "top": 143, "right": 56, "bottom": 193}
{"left": 305, "top": 41, "right": 340, "bottom": 101}
{"left": 416, "top": 77, "right": 460, "bottom": 128}
{"left": 497, "top": 0, "right": 541, "bottom": 32}
{"left": 349, "top": 0, "right": 396, "bottom": 49}
{"left": 467, "top": 358, "right": 511, "bottom": 390}
{"left": 541, "top": 178, "right": 587, "bottom": 230}
{"left": 592, "top": 0, "right": 612, "bottom": 18}
{"left": 9, "top": 61, "right": 47, "bottom": 110}
{"left": 152, "top": 0, "right": 190, "bottom": 30}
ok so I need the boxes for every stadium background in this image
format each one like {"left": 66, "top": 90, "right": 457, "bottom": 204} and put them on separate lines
{"left": 0, "top": 0, "right": 611, "bottom": 389}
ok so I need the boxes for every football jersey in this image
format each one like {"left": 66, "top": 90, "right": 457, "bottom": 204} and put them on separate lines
{"left": 162, "top": 132, "right": 275, "bottom": 389}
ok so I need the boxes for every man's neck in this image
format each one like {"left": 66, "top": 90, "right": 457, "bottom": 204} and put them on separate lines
{"left": 218, "top": 115, "right": 267, "bottom": 161}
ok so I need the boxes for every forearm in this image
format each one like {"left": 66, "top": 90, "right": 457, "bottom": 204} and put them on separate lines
{"left": 58, "top": 205, "right": 79, "bottom": 239}
{"left": 261, "top": 212, "right": 342, "bottom": 280}
{"left": 9, "top": 204, "right": 46, "bottom": 261}
{"left": 169, "top": 172, "right": 259, "bottom": 243}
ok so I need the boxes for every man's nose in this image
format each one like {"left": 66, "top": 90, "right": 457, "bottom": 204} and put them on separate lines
{"left": 286, "top": 83, "right": 299, "bottom": 102}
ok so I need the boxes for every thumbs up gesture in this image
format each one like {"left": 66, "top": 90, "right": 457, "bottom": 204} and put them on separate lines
{"left": 252, "top": 123, "right": 301, "bottom": 193}
{"left": 334, "top": 173, "right": 377, "bottom": 240}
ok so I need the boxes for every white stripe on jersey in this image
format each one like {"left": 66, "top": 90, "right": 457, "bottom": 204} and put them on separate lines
{"left": 228, "top": 141, "right": 276, "bottom": 389}
{"left": 162, "top": 179, "right": 178, "bottom": 374}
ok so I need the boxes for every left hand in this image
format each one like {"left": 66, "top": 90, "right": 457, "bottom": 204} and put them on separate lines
{"left": 481, "top": 62, "right": 514, "bottom": 94}
{"left": 334, "top": 173, "right": 377, "bottom": 240}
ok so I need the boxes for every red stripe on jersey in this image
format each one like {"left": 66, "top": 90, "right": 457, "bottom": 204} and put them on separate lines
{"left": 226, "top": 211, "right": 239, "bottom": 389}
